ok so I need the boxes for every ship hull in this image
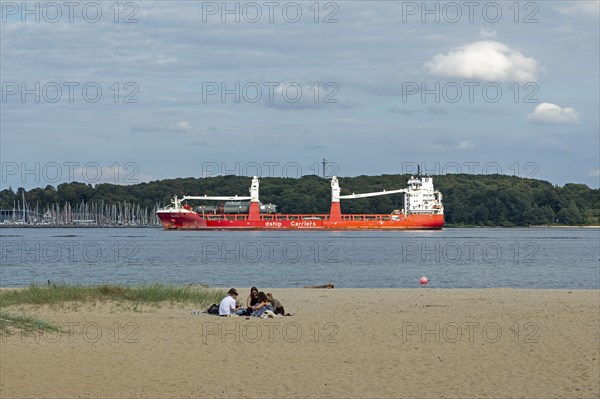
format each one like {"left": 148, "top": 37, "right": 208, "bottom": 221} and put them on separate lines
{"left": 156, "top": 211, "right": 444, "bottom": 230}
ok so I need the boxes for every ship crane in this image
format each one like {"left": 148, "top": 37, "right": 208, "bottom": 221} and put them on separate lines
{"left": 330, "top": 176, "right": 409, "bottom": 221}
{"left": 169, "top": 177, "right": 261, "bottom": 218}
{"left": 338, "top": 189, "right": 407, "bottom": 200}
{"left": 331, "top": 176, "right": 407, "bottom": 203}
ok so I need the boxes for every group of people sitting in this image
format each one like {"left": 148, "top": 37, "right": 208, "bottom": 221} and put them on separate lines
{"left": 218, "top": 286, "right": 286, "bottom": 317}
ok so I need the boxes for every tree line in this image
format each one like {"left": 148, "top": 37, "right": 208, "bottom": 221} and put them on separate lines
{"left": 1, "top": 174, "right": 598, "bottom": 226}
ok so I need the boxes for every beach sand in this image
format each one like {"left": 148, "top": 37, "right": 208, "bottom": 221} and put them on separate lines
{"left": 1, "top": 289, "right": 598, "bottom": 398}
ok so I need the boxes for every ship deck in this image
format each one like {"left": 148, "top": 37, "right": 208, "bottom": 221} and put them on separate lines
{"left": 200, "top": 213, "right": 406, "bottom": 222}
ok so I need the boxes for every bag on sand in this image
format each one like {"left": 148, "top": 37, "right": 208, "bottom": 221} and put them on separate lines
{"left": 206, "top": 304, "right": 219, "bottom": 315}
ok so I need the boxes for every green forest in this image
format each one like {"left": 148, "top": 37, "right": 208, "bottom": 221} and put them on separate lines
{"left": 1, "top": 174, "right": 598, "bottom": 226}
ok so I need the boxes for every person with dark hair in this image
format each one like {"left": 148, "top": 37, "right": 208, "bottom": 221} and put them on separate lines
{"left": 267, "top": 293, "right": 285, "bottom": 316}
{"left": 246, "top": 286, "right": 259, "bottom": 308}
{"left": 250, "top": 291, "right": 272, "bottom": 317}
{"left": 219, "top": 288, "right": 246, "bottom": 316}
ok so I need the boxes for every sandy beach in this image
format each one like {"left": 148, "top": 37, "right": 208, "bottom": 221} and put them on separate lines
{"left": 1, "top": 288, "right": 598, "bottom": 398}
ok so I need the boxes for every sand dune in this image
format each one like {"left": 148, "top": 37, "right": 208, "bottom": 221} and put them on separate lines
{"left": 1, "top": 289, "right": 598, "bottom": 398}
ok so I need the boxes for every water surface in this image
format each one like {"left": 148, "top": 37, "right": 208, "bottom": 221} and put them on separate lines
{"left": 1, "top": 227, "right": 598, "bottom": 288}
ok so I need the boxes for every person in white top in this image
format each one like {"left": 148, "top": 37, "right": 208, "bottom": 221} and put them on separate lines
{"left": 218, "top": 288, "right": 245, "bottom": 316}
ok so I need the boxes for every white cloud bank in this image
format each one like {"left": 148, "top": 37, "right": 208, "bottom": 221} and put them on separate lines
{"left": 527, "top": 103, "right": 581, "bottom": 124}
{"left": 425, "top": 41, "right": 538, "bottom": 82}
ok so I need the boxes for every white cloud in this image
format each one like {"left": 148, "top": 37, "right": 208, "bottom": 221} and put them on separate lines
{"left": 527, "top": 103, "right": 581, "bottom": 124}
{"left": 554, "top": 0, "right": 599, "bottom": 15}
{"left": 172, "top": 121, "right": 191, "bottom": 132}
{"left": 479, "top": 27, "right": 497, "bottom": 38}
{"left": 587, "top": 169, "right": 600, "bottom": 177}
{"left": 421, "top": 140, "right": 475, "bottom": 152}
{"left": 130, "top": 121, "right": 191, "bottom": 133}
{"left": 425, "top": 41, "right": 538, "bottom": 82}
{"left": 456, "top": 141, "right": 475, "bottom": 150}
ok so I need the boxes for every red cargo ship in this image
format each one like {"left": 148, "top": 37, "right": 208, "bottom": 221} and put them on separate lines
{"left": 156, "top": 173, "right": 444, "bottom": 230}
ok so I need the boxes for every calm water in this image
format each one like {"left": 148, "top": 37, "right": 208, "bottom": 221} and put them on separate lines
{"left": 0, "top": 227, "right": 598, "bottom": 289}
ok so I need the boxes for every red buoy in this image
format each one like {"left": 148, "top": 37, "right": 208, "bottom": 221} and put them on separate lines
{"left": 420, "top": 276, "right": 428, "bottom": 285}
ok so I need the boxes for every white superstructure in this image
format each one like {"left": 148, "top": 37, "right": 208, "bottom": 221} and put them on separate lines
{"left": 404, "top": 174, "right": 444, "bottom": 215}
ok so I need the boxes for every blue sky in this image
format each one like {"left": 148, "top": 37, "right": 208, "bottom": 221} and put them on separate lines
{"left": 1, "top": 0, "right": 599, "bottom": 189}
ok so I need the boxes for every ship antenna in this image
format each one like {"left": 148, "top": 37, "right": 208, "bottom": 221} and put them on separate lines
{"left": 417, "top": 164, "right": 421, "bottom": 176}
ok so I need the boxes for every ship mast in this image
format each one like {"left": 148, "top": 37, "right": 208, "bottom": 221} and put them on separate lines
{"left": 248, "top": 176, "right": 260, "bottom": 221}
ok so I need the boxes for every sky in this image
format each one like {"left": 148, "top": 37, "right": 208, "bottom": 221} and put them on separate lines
{"left": 1, "top": 0, "right": 599, "bottom": 190}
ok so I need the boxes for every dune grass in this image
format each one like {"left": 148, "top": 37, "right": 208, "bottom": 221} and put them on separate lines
{"left": 0, "top": 310, "right": 61, "bottom": 335}
{"left": 0, "top": 283, "right": 227, "bottom": 307}
{"left": 0, "top": 284, "right": 226, "bottom": 336}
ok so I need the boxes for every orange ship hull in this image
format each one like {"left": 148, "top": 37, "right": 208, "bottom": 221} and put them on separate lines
{"left": 157, "top": 174, "right": 444, "bottom": 230}
{"left": 156, "top": 211, "right": 444, "bottom": 230}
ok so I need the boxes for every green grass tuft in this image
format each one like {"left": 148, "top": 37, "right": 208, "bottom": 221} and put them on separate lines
{"left": 0, "top": 310, "right": 61, "bottom": 335}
